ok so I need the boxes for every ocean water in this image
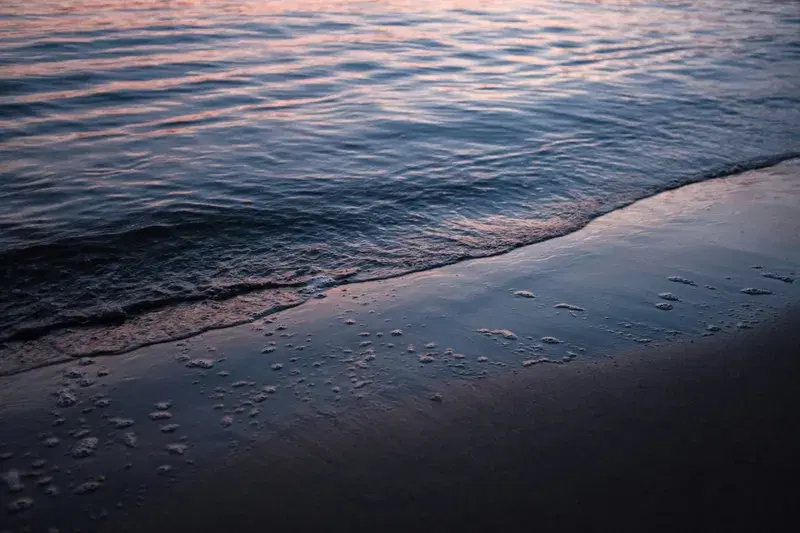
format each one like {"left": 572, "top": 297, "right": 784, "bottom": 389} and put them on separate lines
{"left": 1, "top": 0, "right": 799, "bottom": 357}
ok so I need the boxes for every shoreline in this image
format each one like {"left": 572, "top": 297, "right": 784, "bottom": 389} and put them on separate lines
{"left": 3, "top": 154, "right": 798, "bottom": 376}
{"left": 1, "top": 159, "right": 798, "bottom": 532}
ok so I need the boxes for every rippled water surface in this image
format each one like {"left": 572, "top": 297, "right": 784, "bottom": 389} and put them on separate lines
{"left": 1, "top": 0, "right": 799, "bottom": 354}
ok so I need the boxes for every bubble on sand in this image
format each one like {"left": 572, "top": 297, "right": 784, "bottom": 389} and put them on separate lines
{"left": 740, "top": 287, "right": 772, "bottom": 295}
{"left": 36, "top": 476, "right": 53, "bottom": 486}
{"left": 78, "top": 357, "right": 95, "bottom": 366}
{"left": 554, "top": 303, "right": 585, "bottom": 311}
{"left": 156, "top": 465, "right": 172, "bottom": 475}
{"left": 353, "top": 380, "right": 372, "bottom": 389}
{"left": 261, "top": 346, "right": 276, "bottom": 354}
{"left": 762, "top": 273, "right": 794, "bottom": 283}
{"left": 736, "top": 322, "right": 753, "bottom": 329}
{"left": 64, "top": 368, "right": 84, "bottom": 379}
{"left": 160, "top": 424, "right": 180, "bottom": 433}
{"left": 271, "top": 363, "right": 283, "bottom": 371}
{"left": 166, "top": 443, "right": 188, "bottom": 455}
{"left": 707, "top": 325, "right": 721, "bottom": 332}
{"left": 231, "top": 381, "right": 250, "bottom": 388}
{"left": 96, "top": 367, "right": 110, "bottom": 377}
{"left": 73, "top": 477, "right": 103, "bottom": 495}
{"left": 514, "top": 291, "right": 536, "bottom": 298}
{"left": 452, "top": 353, "right": 466, "bottom": 359}
{"left": 186, "top": 359, "right": 215, "bottom": 369}
{"left": 71, "top": 437, "right": 99, "bottom": 458}
{"left": 429, "top": 393, "right": 443, "bottom": 402}
{"left": 31, "top": 459, "right": 46, "bottom": 469}
{"left": 154, "top": 402, "right": 172, "bottom": 410}
{"left": 249, "top": 408, "right": 260, "bottom": 418}
{"left": 72, "top": 429, "right": 91, "bottom": 439}
{"left": 8, "top": 496, "right": 34, "bottom": 513}
{"left": 43, "top": 437, "right": 61, "bottom": 448}
{"left": 111, "top": 418, "right": 134, "bottom": 429}
{"left": 668, "top": 276, "right": 696, "bottom": 286}
{"left": 359, "top": 341, "right": 372, "bottom": 347}
{"left": 149, "top": 411, "right": 172, "bottom": 421}
{"left": 56, "top": 389, "right": 77, "bottom": 407}
{"left": 655, "top": 302, "right": 674, "bottom": 311}
{"left": 523, "top": 358, "right": 561, "bottom": 367}
{"left": 705, "top": 285, "right": 717, "bottom": 290}
{"left": 344, "top": 319, "right": 356, "bottom": 325}
{"left": 477, "top": 329, "right": 518, "bottom": 340}
{"left": 94, "top": 398, "right": 111, "bottom": 408}
{"left": 44, "top": 485, "right": 60, "bottom": 497}
{"left": 332, "top": 386, "right": 341, "bottom": 393}
{"left": 476, "top": 356, "right": 489, "bottom": 363}
{"left": 121, "top": 432, "right": 137, "bottom": 448}
{"left": 390, "top": 329, "right": 403, "bottom": 337}
{"left": 220, "top": 416, "right": 234, "bottom": 428}
{"left": 658, "top": 292, "right": 680, "bottom": 301}
{"left": 4, "top": 470, "right": 24, "bottom": 492}
{"left": 418, "top": 354, "right": 435, "bottom": 364}
{"left": 212, "top": 403, "right": 226, "bottom": 410}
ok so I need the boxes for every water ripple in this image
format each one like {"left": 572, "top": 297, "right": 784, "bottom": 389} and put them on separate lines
{"left": 1, "top": 0, "right": 799, "bottom": 361}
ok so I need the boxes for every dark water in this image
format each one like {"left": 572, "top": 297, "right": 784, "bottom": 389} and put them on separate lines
{"left": 1, "top": 0, "right": 799, "bottom": 351}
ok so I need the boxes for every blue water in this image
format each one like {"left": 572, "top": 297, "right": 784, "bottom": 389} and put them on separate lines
{"left": 1, "top": 0, "right": 799, "bottom": 349}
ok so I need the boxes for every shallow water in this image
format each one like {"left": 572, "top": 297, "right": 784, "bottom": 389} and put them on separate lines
{"left": 1, "top": 0, "right": 799, "bottom": 353}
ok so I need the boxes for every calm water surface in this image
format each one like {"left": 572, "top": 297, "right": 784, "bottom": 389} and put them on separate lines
{"left": 1, "top": 0, "right": 799, "bottom": 353}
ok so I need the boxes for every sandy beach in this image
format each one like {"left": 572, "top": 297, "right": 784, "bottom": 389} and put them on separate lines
{"left": 1, "top": 160, "right": 799, "bottom": 532}
{"left": 112, "top": 307, "right": 800, "bottom": 533}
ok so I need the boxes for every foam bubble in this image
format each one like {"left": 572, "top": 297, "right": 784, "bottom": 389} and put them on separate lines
{"left": 668, "top": 276, "right": 696, "bottom": 286}
{"left": 8, "top": 496, "right": 34, "bottom": 513}
{"left": 477, "top": 329, "right": 518, "bottom": 340}
{"left": 71, "top": 437, "right": 98, "bottom": 458}
{"left": 554, "top": 303, "right": 585, "bottom": 311}
{"left": 55, "top": 389, "right": 77, "bottom": 407}
{"left": 655, "top": 302, "right": 674, "bottom": 310}
{"left": 514, "top": 291, "right": 536, "bottom": 298}
{"left": 42, "top": 437, "right": 60, "bottom": 448}
{"left": 111, "top": 417, "right": 134, "bottom": 429}
{"left": 166, "top": 443, "right": 188, "bottom": 455}
{"left": 186, "top": 359, "right": 214, "bottom": 369}
{"left": 121, "top": 432, "right": 137, "bottom": 448}
{"left": 763, "top": 272, "right": 794, "bottom": 283}
{"left": 740, "top": 287, "right": 772, "bottom": 295}
{"left": 73, "top": 476, "right": 104, "bottom": 495}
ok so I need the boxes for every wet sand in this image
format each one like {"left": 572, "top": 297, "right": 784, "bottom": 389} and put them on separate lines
{"left": 1, "top": 161, "right": 799, "bottom": 532}
{"left": 110, "top": 307, "right": 800, "bottom": 532}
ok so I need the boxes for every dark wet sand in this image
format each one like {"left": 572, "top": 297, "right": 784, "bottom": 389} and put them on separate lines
{"left": 111, "top": 306, "right": 800, "bottom": 533}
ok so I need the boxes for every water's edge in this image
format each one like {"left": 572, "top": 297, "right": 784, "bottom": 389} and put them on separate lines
{"left": 3, "top": 153, "right": 797, "bottom": 376}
